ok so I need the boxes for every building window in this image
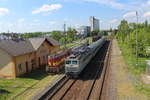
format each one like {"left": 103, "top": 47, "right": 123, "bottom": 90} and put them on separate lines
{"left": 18, "top": 64, "right": 22, "bottom": 72}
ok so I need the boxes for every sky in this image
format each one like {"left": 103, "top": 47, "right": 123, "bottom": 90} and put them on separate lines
{"left": 0, "top": 0, "right": 150, "bottom": 33}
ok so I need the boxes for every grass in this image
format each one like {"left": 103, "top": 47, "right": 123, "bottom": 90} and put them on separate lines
{"left": 14, "top": 74, "right": 58, "bottom": 100}
{"left": 118, "top": 40, "right": 150, "bottom": 98}
{"left": 119, "top": 42, "right": 147, "bottom": 75}
{"left": 0, "top": 68, "right": 56, "bottom": 100}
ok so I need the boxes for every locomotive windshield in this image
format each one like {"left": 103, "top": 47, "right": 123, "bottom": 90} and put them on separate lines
{"left": 66, "top": 61, "right": 71, "bottom": 64}
{"left": 72, "top": 61, "right": 78, "bottom": 64}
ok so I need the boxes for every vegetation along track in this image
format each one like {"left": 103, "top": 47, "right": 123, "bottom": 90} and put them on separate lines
{"left": 40, "top": 40, "right": 112, "bottom": 100}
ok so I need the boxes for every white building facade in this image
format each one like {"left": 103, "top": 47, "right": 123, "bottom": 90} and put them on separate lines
{"left": 89, "top": 16, "right": 99, "bottom": 31}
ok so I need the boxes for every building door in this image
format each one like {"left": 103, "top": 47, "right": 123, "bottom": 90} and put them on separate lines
{"left": 46, "top": 55, "right": 48, "bottom": 63}
{"left": 38, "top": 57, "right": 41, "bottom": 67}
{"left": 25, "top": 61, "right": 29, "bottom": 73}
{"left": 31, "top": 59, "right": 34, "bottom": 70}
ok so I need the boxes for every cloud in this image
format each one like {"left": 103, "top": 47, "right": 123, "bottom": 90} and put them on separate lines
{"left": 99, "top": 0, "right": 124, "bottom": 10}
{"left": 123, "top": 12, "right": 136, "bottom": 18}
{"left": 147, "top": 0, "right": 150, "bottom": 5}
{"left": 18, "top": 18, "right": 25, "bottom": 23}
{"left": 110, "top": 19, "right": 118, "bottom": 23}
{"left": 87, "top": 0, "right": 124, "bottom": 9}
{"left": 58, "top": 0, "right": 150, "bottom": 11}
{"left": 140, "top": 0, "right": 150, "bottom": 11}
{"left": 143, "top": 12, "right": 150, "bottom": 17}
{"left": 32, "top": 4, "right": 62, "bottom": 14}
{"left": 30, "top": 22, "right": 41, "bottom": 26}
{"left": 33, "top": 19, "right": 40, "bottom": 23}
{"left": 8, "top": 23, "right": 14, "bottom": 28}
{"left": 58, "top": 0, "right": 125, "bottom": 10}
{"left": 0, "top": 8, "right": 9, "bottom": 16}
{"left": 0, "top": 0, "right": 9, "bottom": 4}
{"left": 49, "top": 21, "right": 57, "bottom": 25}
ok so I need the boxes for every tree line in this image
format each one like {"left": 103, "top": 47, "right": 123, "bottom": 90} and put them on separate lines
{"left": 20, "top": 27, "right": 108, "bottom": 45}
{"left": 21, "top": 32, "right": 50, "bottom": 38}
{"left": 116, "top": 20, "right": 150, "bottom": 57}
{"left": 50, "top": 27, "right": 77, "bottom": 45}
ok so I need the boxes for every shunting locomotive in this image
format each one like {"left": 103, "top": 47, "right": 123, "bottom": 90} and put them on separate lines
{"left": 46, "top": 49, "right": 71, "bottom": 74}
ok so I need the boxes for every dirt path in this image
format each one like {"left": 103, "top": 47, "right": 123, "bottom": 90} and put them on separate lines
{"left": 105, "top": 39, "right": 148, "bottom": 100}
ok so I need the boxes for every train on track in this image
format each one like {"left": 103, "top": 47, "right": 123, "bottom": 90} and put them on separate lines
{"left": 65, "top": 38, "right": 105, "bottom": 77}
{"left": 46, "top": 49, "right": 71, "bottom": 73}
{"left": 46, "top": 39, "right": 89, "bottom": 74}
{"left": 92, "top": 35, "right": 101, "bottom": 42}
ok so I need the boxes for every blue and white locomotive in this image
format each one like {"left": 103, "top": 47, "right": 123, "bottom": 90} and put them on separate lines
{"left": 65, "top": 38, "right": 105, "bottom": 77}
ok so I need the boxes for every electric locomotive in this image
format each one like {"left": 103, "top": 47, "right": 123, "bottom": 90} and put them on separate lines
{"left": 65, "top": 38, "right": 105, "bottom": 77}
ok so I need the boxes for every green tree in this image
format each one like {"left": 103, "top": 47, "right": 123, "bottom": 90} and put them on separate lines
{"left": 67, "top": 27, "right": 77, "bottom": 42}
{"left": 117, "top": 20, "right": 150, "bottom": 57}
{"left": 144, "top": 20, "right": 148, "bottom": 29}
{"left": 21, "top": 32, "right": 50, "bottom": 38}
{"left": 51, "top": 31, "right": 63, "bottom": 42}
{"left": 91, "top": 29, "right": 100, "bottom": 36}
{"left": 117, "top": 20, "right": 130, "bottom": 42}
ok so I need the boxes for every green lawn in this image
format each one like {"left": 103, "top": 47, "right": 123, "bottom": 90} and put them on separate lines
{"left": 0, "top": 69, "right": 56, "bottom": 100}
{"left": 118, "top": 41, "right": 150, "bottom": 98}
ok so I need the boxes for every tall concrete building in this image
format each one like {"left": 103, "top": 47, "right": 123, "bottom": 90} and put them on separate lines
{"left": 89, "top": 16, "right": 99, "bottom": 31}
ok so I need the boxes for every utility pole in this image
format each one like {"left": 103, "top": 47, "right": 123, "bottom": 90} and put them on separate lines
{"left": 64, "top": 22, "right": 66, "bottom": 49}
{"left": 99, "top": 20, "right": 101, "bottom": 36}
{"left": 136, "top": 11, "right": 138, "bottom": 65}
{"left": 110, "top": 23, "right": 112, "bottom": 31}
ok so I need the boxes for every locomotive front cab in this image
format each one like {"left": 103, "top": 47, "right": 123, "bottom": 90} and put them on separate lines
{"left": 65, "top": 59, "right": 79, "bottom": 76}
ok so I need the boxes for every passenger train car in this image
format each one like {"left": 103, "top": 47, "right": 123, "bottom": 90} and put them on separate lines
{"left": 65, "top": 38, "right": 105, "bottom": 77}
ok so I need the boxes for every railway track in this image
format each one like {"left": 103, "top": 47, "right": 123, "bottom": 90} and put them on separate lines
{"left": 40, "top": 40, "right": 112, "bottom": 100}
